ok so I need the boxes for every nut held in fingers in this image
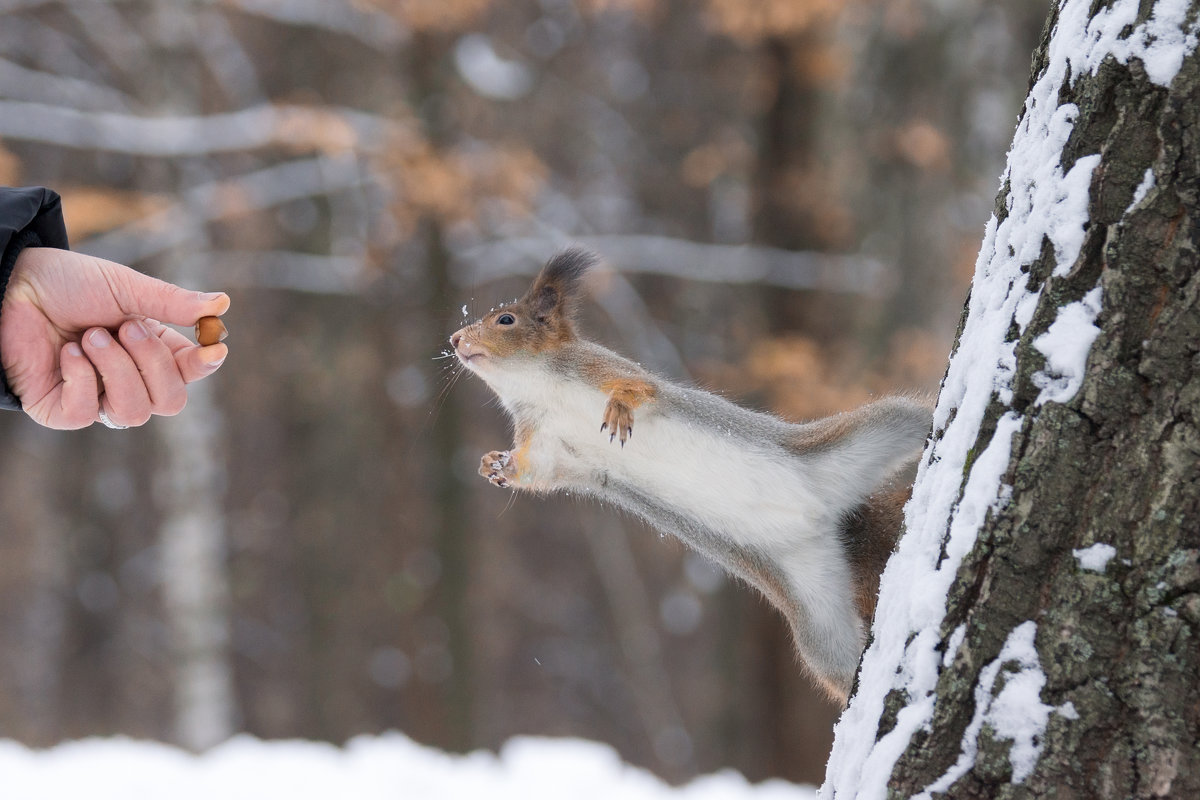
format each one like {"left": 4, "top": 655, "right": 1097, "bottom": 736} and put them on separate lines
{"left": 196, "top": 316, "right": 228, "bottom": 346}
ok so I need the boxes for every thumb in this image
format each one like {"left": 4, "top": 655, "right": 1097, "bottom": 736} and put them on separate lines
{"left": 110, "top": 265, "right": 230, "bottom": 327}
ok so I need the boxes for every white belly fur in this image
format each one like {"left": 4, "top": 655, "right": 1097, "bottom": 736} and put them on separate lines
{"left": 520, "top": 381, "right": 865, "bottom": 678}
{"left": 491, "top": 368, "right": 873, "bottom": 691}
{"left": 530, "top": 383, "right": 810, "bottom": 518}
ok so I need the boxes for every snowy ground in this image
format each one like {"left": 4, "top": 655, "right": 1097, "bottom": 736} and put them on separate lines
{"left": 0, "top": 734, "right": 817, "bottom": 800}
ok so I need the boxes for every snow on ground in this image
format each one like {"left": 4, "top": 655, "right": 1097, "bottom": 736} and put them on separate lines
{"left": 0, "top": 734, "right": 816, "bottom": 800}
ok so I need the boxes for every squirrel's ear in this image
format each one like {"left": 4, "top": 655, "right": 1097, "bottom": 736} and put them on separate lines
{"left": 526, "top": 247, "right": 596, "bottom": 322}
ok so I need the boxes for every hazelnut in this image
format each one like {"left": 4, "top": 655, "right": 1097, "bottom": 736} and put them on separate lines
{"left": 196, "top": 316, "right": 228, "bottom": 346}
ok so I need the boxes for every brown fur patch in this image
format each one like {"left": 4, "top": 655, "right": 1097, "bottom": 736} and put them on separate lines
{"left": 788, "top": 402, "right": 882, "bottom": 454}
{"left": 450, "top": 251, "right": 599, "bottom": 363}
{"left": 841, "top": 487, "right": 910, "bottom": 622}
{"left": 510, "top": 421, "right": 535, "bottom": 480}
{"left": 599, "top": 377, "right": 657, "bottom": 444}
{"left": 599, "top": 377, "right": 657, "bottom": 408}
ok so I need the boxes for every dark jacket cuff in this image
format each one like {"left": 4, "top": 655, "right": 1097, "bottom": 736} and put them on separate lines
{"left": 0, "top": 187, "right": 71, "bottom": 411}
{"left": 0, "top": 227, "right": 46, "bottom": 407}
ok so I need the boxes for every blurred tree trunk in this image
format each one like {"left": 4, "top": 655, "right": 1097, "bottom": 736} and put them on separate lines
{"left": 741, "top": 26, "right": 845, "bottom": 783}
{"left": 839, "top": 0, "right": 1048, "bottom": 350}
{"left": 424, "top": 218, "right": 475, "bottom": 750}
{"left": 0, "top": 428, "right": 68, "bottom": 744}
{"left": 148, "top": 5, "right": 237, "bottom": 750}
{"left": 826, "top": 0, "right": 1200, "bottom": 796}
{"left": 411, "top": 31, "right": 474, "bottom": 752}
{"left": 157, "top": 387, "right": 236, "bottom": 749}
{"left": 752, "top": 32, "right": 833, "bottom": 336}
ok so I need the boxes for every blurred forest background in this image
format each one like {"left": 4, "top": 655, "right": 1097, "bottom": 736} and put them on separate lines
{"left": 0, "top": 0, "right": 1050, "bottom": 785}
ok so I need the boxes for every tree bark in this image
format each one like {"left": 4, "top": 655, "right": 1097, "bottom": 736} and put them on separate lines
{"left": 825, "top": 0, "right": 1200, "bottom": 797}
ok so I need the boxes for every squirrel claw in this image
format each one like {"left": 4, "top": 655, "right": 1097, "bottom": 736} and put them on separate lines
{"left": 480, "top": 449, "right": 517, "bottom": 488}
{"left": 602, "top": 398, "right": 635, "bottom": 446}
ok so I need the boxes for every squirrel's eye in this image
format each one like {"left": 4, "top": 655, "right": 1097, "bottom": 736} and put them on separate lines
{"left": 497, "top": 313, "right": 516, "bottom": 325}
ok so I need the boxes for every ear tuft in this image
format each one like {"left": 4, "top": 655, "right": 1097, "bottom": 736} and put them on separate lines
{"left": 542, "top": 247, "right": 597, "bottom": 290}
{"left": 525, "top": 247, "right": 597, "bottom": 323}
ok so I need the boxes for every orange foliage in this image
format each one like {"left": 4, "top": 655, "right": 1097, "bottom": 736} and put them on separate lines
{"left": 356, "top": 0, "right": 492, "bottom": 31}
{"left": 790, "top": 41, "right": 848, "bottom": 87}
{"left": 680, "top": 135, "right": 753, "bottom": 188}
{"left": 273, "top": 106, "right": 360, "bottom": 155}
{"left": 0, "top": 142, "right": 21, "bottom": 186}
{"left": 879, "top": 328, "right": 949, "bottom": 390}
{"left": 703, "top": 328, "right": 946, "bottom": 421}
{"left": 58, "top": 188, "right": 171, "bottom": 239}
{"left": 747, "top": 335, "right": 868, "bottom": 418}
{"left": 773, "top": 166, "right": 855, "bottom": 249}
{"left": 578, "top": 0, "right": 661, "bottom": 21}
{"left": 705, "top": 0, "right": 842, "bottom": 42}
{"left": 393, "top": 145, "right": 469, "bottom": 221}
{"left": 892, "top": 120, "right": 951, "bottom": 171}
{"left": 379, "top": 140, "right": 548, "bottom": 235}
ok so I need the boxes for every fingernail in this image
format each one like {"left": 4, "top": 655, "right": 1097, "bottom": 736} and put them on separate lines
{"left": 66, "top": 342, "right": 83, "bottom": 357}
{"left": 199, "top": 292, "right": 225, "bottom": 302}
{"left": 89, "top": 329, "right": 112, "bottom": 348}
{"left": 200, "top": 344, "right": 227, "bottom": 367}
{"left": 126, "top": 320, "right": 149, "bottom": 341}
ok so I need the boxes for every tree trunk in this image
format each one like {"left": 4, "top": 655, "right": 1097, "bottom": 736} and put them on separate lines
{"left": 157, "top": 392, "right": 237, "bottom": 750}
{"left": 149, "top": 4, "right": 238, "bottom": 750}
{"left": 825, "top": 0, "right": 1200, "bottom": 797}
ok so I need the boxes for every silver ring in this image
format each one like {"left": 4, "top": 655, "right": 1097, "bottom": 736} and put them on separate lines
{"left": 97, "top": 408, "right": 128, "bottom": 430}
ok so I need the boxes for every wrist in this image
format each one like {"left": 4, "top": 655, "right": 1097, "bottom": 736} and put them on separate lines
{"left": 0, "top": 229, "right": 44, "bottom": 410}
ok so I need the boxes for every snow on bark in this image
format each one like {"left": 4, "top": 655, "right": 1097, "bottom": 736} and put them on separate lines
{"left": 821, "top": 1, "right": 1199, "bottom": 796}
{"left": 1071, "top": 542, "right": 1118, "bottom": 572}
{"left": 1031, "top": 285, "right": 1103, "bottom": 406}
{"left": 914, "top": 621, "right": 1076, "bottom": 796}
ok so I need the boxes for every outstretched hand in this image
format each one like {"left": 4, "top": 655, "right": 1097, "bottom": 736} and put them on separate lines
{"left": 0, "top": 247, "right": 229, "bottom": 429}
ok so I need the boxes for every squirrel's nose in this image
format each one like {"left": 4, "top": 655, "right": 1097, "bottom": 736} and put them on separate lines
{"left": 450, "top": 332, "right": 462, "bottom": 349}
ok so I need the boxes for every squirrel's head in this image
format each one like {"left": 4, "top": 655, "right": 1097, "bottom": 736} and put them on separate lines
{"left": 450, "top": 248, "right": 596, "bottom": 377}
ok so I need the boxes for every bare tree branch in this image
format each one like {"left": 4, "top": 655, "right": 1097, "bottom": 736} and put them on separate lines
{"left": 186, "top": 4, "right": 268, "bottom": 106}
{"left": 453, "top": 235, "right": 894, "bottom": 296}
{"left": 0, "top": 100, "right": 399, "bottom": 156}
{"left": 0, "top": 57, "right": 134, "bottom": 111}
{"left": 217, "top": 0, "right": 407, "bottom": 49}
{"left": 202, "top": 250, "right": 369, "bottom": 294}
{"left": 1, "top": 0, "right": 406, "bottom": 50}
{"left": 77, "top": 155, "right": 376, "bottom": 265}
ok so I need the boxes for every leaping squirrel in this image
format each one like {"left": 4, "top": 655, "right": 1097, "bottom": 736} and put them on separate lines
{"left": 450, "top": 249, "right": 931, "bottom": 702}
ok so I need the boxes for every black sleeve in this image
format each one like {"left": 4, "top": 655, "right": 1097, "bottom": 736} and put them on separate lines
{"left": 0, "top": 186, "right": 71, "bottom": 410}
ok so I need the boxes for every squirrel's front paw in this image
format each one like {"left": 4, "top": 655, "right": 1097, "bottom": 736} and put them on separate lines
{"left": 480, "top": 450, "right": 517, "bottom": 488}
{"left": 601, "top": 399, "right": 634, "bottom": 446}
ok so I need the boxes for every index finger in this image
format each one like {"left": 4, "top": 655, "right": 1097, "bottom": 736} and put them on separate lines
{"left": 148, "top": 321, "right": 228, "bottom": 383}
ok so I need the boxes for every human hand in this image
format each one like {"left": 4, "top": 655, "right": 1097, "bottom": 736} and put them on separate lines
{"left": 0, "top": 247, "right": 229, "bottom": 429}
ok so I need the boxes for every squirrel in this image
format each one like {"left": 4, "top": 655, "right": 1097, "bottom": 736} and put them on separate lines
{"left": 449, "top": 248, "right": 931, "bottom": 703}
